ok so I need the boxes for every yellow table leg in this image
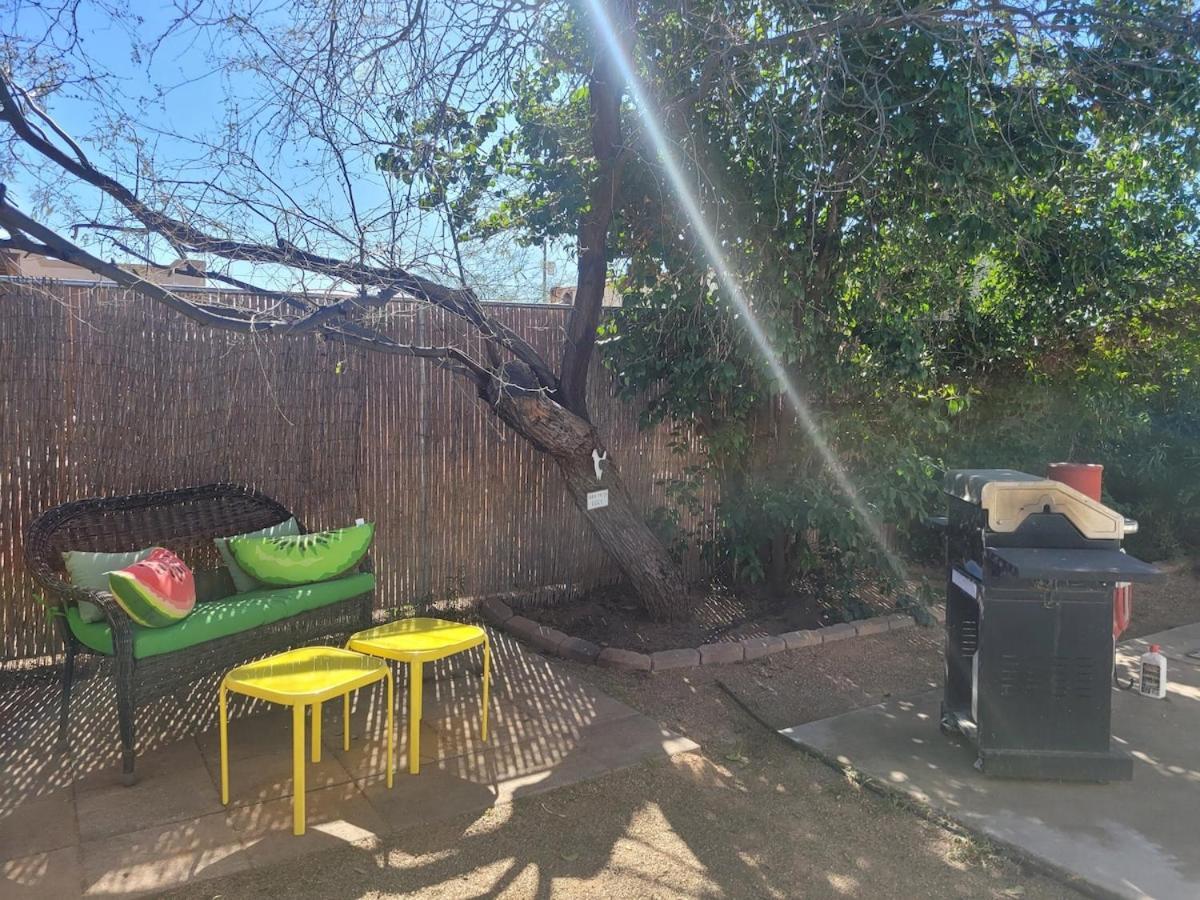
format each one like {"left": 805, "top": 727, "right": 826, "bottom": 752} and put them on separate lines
{"left": 343, "top": 692, "right": 351, "bottom": 751}
{"left": 481, "top": 639, "right": 490, "bottom": 743}
{"left": 219, "top": 682, "right": 229, "bottom": 805}
{"left": 292, "top": 704, "right": 306, "bottom": 836}
{"left": 311, "top": 701, "right": 322, "bottom": 763}
{"left": 409, "top": 660, "right": 423, "bottom": 775}
{"left": 385, "top": 670, "right": 395, "bottom": 788}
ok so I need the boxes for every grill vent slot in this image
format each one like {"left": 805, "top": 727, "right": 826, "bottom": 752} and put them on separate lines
{"left": 997, "top": 653, "right": 1095, "bottom": 699}
{"left": 958, "top": 618, "right": 979, "bottom": 656}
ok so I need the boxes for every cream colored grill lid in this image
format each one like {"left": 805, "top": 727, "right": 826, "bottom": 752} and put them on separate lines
{"left": 944, "top": 469, "right": 1128, "bottom": 540}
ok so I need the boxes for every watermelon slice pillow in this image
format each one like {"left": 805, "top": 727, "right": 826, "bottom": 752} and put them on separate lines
{"left": 229, "top": 522, "right": 374, "bottom": 586}
{"left": 108, "top": 548, "right": 197, "bottom": 628}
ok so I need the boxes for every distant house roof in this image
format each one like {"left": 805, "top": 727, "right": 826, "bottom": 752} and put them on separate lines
{"left": 0, "top": 251, "right": 207, "bottom": 287}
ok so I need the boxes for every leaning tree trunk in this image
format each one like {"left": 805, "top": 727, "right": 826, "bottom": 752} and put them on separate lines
{"left": 554, "top": 450, "right": 688, "bottom": 621}
{"left": 535, "top": 0, "right": 688, "bottom": 620}
{"left": 487, "top": 362, "right": 690, "bottom": 621}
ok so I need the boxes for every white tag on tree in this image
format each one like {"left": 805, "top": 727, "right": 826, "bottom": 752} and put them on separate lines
{"left": 586, "top": 490, "right": 609, "bottom": 510}
{"left": 591, "top": 448, "right": 608, "bottom": 480}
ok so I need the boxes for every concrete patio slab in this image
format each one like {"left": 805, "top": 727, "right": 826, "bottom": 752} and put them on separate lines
{"left": 0, "top": 629, "right": 698, "bottom": 898}
{"left": 358, "top": 768, "right": 498, "bottom": 830}
{"left": 228, "top": 781, "right": 389, "bottom": 867}
{"left": 1123, "top": 620, "right": 1200, "bottom": 664}
{"left": 74, "top": 730, "right": 211, "bottom": 794}
{"left": 780, "top": 624, "right": 1200, "bottom": 900}
{"left": 2, "top": 845, "right": 84, "bottom": 900}
{"left": 329, "top": 719, "right": 439, "bottom": 780}
{"left": 75, "top": 761, "right": 226, "bottom": 843}
{"left": 195, "top": 706, "right": 297, "bottom": 763}
{"left": 79, "top": 809, "right": 249, "bottom": 896}
{"left": 216, "top": 745, "right": 356, "bottom": 806}
{"left": 0, "top": 788, "right": 77, "bottom": 860}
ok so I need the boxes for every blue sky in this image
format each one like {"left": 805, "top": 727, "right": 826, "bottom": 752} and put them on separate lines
{"left": 5, "top": 1, "right": 574, "bottom": 302}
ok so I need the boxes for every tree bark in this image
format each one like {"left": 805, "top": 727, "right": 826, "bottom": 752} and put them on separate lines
{"left": 486, "top": 362, "right": 691, "bottom": 621}
{"left": 559, "top": 0, "right": 633, "bottom": 419}
{"left": 554, "top": 448, "right": 688, "bottom": 622}
{"left": 546, "top": 0, "right": 689, "bottom": 618}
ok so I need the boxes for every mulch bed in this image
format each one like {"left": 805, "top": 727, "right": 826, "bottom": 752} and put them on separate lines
{"left": 1124, "top": 560, "right": 1200, "bottom": 638}
{"left": 521, "top": 578, "right": 904, "bottom": 654}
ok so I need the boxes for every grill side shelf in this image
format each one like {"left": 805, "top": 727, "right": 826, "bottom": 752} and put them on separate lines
{"left": 984, "top": 547, "right": 1164, "bottom": 583}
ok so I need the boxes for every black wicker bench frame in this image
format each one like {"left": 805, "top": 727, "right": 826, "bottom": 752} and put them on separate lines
{"left": 24, "top": 483, "right": 374, "bottom": 784}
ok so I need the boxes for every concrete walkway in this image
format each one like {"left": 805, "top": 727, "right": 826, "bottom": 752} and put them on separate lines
{"left": 781, "top": 623, "right": 1200, "bottom": 900}
{"left": 0, "top": 630, "right": 697, "bottom": 897}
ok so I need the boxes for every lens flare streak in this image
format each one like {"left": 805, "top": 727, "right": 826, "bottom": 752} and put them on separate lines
{"left": 584, "top": 0, "right": 908, "bottom": 580}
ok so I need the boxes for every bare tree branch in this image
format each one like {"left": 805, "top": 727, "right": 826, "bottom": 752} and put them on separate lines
{"left": 0, "top": 184, "right": 491, "bottom": 383}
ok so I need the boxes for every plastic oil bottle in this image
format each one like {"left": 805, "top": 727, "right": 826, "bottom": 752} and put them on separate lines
{"left": 1139, "top": 644, "right": 1168, "bottom": 699}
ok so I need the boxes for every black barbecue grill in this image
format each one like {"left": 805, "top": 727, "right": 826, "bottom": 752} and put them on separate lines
{"left": 937, "top": 469, "right": 1163, "bottom": 781}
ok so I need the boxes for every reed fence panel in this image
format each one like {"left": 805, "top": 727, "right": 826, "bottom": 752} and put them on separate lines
{"left": 0, "top": 281, "right": 711, "bottom": 662}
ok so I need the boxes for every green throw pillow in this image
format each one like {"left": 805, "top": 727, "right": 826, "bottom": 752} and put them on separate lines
{"left": 229, "top": 522, "right": 374, "bottom": 587}
{"left": 62, "top": 548, "right": 153, "bottom": 623}
{"left": 214, "top": 517, "right": 300, "bottom": 592}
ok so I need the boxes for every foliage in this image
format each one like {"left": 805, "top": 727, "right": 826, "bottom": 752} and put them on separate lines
{"left": 398, "top": 1, "right": 1200, "bottom": 590}
{"left": 624, "top": 2, "right": 1197, "bottom": 585}
{"left": 2, "top": 0, "right": 701, "bottom": 620}
{"left": 948, "top": 287, "right": 1200, "bottom": 560}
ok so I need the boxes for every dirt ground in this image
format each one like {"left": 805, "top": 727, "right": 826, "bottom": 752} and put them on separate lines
{"left": 165, "top": 564, "right": 1200, "bottom": 899}
{"left": 526, "top": 582, "right": 835, "bottom": 653}
{"left": 171, "top": 633, "right": 1084, "bottom": 898}
{"left": 521, "top": 550, "right": 1200, "bottom": 658}
{"left": 166, "top": 739, "right": 1074, "bottom": 899}
{"left": 1122, "top": 559, "right": 1200, "bottom": 639}
{"left": 525, "top": 569, "right": 933, "bottom": 654}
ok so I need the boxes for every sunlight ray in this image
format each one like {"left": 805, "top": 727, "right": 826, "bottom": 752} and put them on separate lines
{"left": 584, "top": 0, "right": 910, "bottom": 582}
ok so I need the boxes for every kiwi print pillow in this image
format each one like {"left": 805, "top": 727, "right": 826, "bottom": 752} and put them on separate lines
{"left": 214, "top": 517, "right": 300, "bottom": 592}
{"left": 228, "top": 522, "right": 374, "bottom": 586}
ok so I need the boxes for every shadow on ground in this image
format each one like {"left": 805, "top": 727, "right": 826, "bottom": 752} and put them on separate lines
{"left": 160, "top": 623, "right": 1079, "bottom": 900}
{"left": 13, "top": 560, "right": 1181, "bottom": 899}
{"left": 780, "top": 622, "right": 1200, "bottom": 900}
{"left": 0, "top": 629, "right": 695, "bottom": 897}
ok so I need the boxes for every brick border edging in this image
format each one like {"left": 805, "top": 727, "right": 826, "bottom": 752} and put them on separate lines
{"left": 480, "top": 598, "right": 945, "bottom": 673}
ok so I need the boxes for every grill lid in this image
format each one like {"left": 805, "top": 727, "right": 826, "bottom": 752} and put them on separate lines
{"left": 945, "top": 469, "right": 1042, "bottom": 503}
{"left": 985, "top": 547, "right": 1164, "bottom": 583}
{"left": 945, "top": 469, "right": 1130, "bottom": 540}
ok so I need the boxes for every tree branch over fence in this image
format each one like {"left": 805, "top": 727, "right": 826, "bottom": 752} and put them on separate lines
{"left": 0, "top": 183, "right": 492, "bottom": 383}
{"left": 0, "top": 72, "right": 550, "bottom": 390}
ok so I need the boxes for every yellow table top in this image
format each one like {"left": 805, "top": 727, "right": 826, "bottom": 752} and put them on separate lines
{"left": 222, "top": 646, "right": 388, "bottom": 705}
{"left": 348, "top": 617, "right": 486, "bottom": 662}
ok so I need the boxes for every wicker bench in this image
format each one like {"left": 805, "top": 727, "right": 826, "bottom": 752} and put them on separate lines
{"left": 24, "top": 484, "right": 374, "bottom": 784}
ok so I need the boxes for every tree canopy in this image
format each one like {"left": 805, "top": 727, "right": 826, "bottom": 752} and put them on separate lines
{"left": 430, "top": 0, "right": 1200, "bottom": 589}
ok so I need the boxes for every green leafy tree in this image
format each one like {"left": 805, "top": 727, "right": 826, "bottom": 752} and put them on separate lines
{"left": 436, "top": 0, "right": 1200, "bottom": 594}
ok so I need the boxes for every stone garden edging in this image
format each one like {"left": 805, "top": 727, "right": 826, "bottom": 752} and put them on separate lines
{"left": 480, "top": 597, "right": 944, "bottom": 673}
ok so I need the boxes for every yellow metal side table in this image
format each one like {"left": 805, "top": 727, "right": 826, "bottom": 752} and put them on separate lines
{"left": 219, "top": 646, "right": 393, "bottom": 835}
{"left": 347, "top": 618, "right": 489, "bottom": 775}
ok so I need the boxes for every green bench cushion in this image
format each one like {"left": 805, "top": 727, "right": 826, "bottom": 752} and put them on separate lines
{"left": 65, "top": 572, "right": 374, "bottom": 659}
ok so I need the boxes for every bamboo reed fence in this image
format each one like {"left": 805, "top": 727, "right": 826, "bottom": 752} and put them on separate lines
{"left": 0, "top": 280, "right": 713, "bottom": 662}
